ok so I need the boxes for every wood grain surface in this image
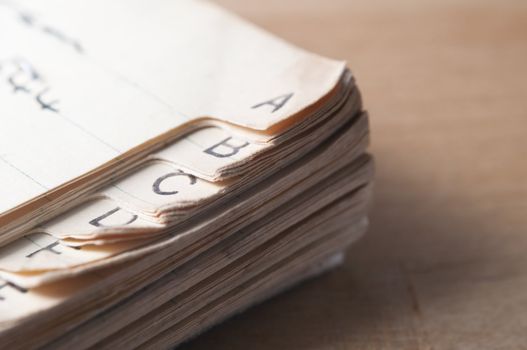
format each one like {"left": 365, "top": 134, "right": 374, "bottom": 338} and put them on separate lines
{"left": 181, "top": 1, "right": 527, "bottom": 349}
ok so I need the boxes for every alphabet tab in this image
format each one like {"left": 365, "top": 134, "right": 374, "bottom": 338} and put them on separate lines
{"left": 204, "top": 137, "right": 250, "bottom": 159}
{"left": 104, "top": 161, "right": 222, "bottom": 213}
{"left": 156, "top": 126, "right": 266, "bottom": 181}
{"left": 252, "top": 93, "right": 294, "bottom": 113}
{"left": 152, "top": 170, "right": 197, "bottom": 196}
{"left": 25, "top": 241, "right": 61, "bottom": 258}
{"left": 40, "top": 198, "right": 160, "bottom": 240}
{"left": 89, "top": 207, "right": 138, "bottom": 228}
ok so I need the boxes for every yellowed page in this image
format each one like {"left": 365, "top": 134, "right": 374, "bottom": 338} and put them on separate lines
{"left": 0, "top": 0, "right": 345, "bottom": 232}
{"left": 0, "top": 233, "right": 152, "bottom": 272}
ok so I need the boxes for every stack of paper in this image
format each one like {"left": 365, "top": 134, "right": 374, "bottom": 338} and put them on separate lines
{"left": 0, "top": 0, "right": 374, "bottom": 348}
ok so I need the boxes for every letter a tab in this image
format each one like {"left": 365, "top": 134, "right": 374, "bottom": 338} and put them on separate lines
{"left": 252, "top": 93, "right": 294, "bottom": 113}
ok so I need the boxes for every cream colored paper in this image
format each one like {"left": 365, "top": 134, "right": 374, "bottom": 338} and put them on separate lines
{"left": 0, "top": 233, "right": 152, "bottom": 272}
{"left": 33, "top": 111, "right": 368, "bottom": 245}
{"left": 104, "top": 161, "right": 224, "bottom": 215}
{"left": 154, "top": 127, "right": 267, "bottom": 181}
{"left": 0, "top": 0, "right": 345, "bottom": 234}
{"left": 40, "top": 197, "right": 163, "bottom": 240}
{"left": 0, "top": 209, "right": 367, "bottom": 330}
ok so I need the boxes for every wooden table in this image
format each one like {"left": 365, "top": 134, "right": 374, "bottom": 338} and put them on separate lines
{"left": 182, "top": 1, "right": 527, "bottom": 348}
